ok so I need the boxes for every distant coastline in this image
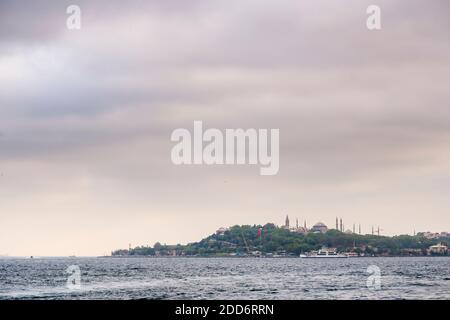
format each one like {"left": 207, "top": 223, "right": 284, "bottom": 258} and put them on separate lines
{"left": 111, "top": 223, "right": 449, "bottom": 258}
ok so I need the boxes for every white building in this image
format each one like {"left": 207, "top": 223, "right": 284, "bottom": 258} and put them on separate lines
{"left": 216, "top": 227, "right": 229, "bottom": 235}
{"left": 428, "top": 243, "right": 448, "bottom": 255}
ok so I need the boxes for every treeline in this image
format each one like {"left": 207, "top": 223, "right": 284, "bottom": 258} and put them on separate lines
{"left": 111, "top": 224, "right": 449, "bottom": 257}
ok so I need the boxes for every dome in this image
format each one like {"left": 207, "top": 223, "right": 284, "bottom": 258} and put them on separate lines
{"left": 313, "top": 222, "right": 326, "bottom": 227}
{"left": 311, "top": 222, "right": 328, "bottom": 234}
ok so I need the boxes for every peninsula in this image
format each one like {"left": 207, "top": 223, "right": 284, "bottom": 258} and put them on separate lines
{"left": 112, "top": 218, "right": 449, "bottom": 257}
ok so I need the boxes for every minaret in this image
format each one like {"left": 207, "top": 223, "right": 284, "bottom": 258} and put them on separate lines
{"left": 336, "top": 217, "right": 339, "bottom": 230}
{"left": 372, "top": 226, "right": 374, "bottom": 235}
{"left": 340, "top": 219, "right": 343, "bottom": 232}
{"left": 285, "top": 215, "right": 290, "bottom": 228}
{"left": 353, "top": 224, "right": 355, "bottom": 234}
{"left": 304, "top": 220, "right": 307, "bottom": 229}
{"left": 359, "top": 224, "right": 361, "bottom": 235}
{"left": 296, "top": 219, "right": 299, "bottom": 229}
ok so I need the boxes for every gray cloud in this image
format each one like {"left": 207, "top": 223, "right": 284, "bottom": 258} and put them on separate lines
{"left": 0, "top": 0, "right": 449, "bottom": 255}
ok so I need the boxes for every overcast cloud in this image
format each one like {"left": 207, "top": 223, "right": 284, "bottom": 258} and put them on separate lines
{"left": 0, "top": 0, "right": 449, "bottom": 256}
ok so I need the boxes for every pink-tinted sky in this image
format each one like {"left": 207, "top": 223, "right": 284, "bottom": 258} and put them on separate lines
{"left": 0, "top": 0, "right": 449, "bottom": 256}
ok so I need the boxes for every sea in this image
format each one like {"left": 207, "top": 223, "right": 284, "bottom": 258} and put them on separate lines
{"left": 0, "top": 257, "right": 449, "bottom": 300}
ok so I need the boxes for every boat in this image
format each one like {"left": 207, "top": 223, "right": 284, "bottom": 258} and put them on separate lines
{"left": 300, "top": 247, "right": 348, "bottom": 258}
{"left": 344, "top": 252, "right": 359, "bottom": 258}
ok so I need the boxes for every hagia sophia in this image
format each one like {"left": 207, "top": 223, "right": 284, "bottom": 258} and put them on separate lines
{"left": 282, "top": 215, "right": 360, "bottom": 235}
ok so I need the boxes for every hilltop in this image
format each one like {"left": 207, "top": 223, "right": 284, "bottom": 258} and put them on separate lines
{"left": 112, "top": 224, "right": 449, "bottom": 257}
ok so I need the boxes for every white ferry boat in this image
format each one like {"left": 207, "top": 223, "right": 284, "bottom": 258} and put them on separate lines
{"left": 300, "top": 247, "right": 348, "bottom": 258}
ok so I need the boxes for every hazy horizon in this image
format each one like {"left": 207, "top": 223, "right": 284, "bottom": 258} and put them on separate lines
{"left": 1, "top": 0, "right": 450, "bottom": 256}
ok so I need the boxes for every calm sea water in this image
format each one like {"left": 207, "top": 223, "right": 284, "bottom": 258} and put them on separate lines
{"left": 0, "top": 257, "right": 449, "bottom": 300}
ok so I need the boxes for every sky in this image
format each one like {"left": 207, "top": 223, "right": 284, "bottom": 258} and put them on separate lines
{"left": 0, "top": 0, "right": 449, "bottom": 256}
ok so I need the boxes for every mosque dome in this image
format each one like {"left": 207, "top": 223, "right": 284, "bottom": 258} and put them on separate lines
{"left": 311, "top": 222, "right": 328, "bottom": 233}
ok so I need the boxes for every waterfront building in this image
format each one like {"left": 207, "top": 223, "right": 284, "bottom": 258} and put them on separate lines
{"left": 428, "top": 243, "right": 448, "bottom": 255}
